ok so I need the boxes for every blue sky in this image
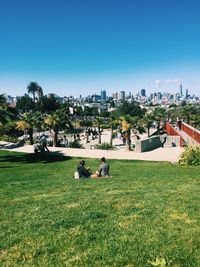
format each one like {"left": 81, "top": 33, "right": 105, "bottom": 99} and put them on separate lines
{"left": 1, "top": 0, "right": 200, "bottom": 96}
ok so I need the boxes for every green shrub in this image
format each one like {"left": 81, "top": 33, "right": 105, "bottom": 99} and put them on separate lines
{"left": 68, "top": 140, "right": 84, "bottom": 149}
{"left": 0, "top": 135, "right": 19, "bottom": 143}
{"left": 67, "top": 128, "right": 84, "bottom": 134}
{"left": 179, "top": 145, "right": 200, "bottom": 166}
{"left": 79, "top": 120, "right": 93, "bottom": 127}
{"left": 0, "top": 121, "right": 23, "bottom": 137}
{"left": 95, "top": 142, "right": 114, "bottom": 150}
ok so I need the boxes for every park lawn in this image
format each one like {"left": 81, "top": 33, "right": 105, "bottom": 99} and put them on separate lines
{"left": 0, "top": 151, "right": 199, "bottom": 267}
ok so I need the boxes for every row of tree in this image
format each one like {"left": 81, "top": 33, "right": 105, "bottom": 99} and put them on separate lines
{"left": 1, "top": 81, "right": 200, "bottom": 151}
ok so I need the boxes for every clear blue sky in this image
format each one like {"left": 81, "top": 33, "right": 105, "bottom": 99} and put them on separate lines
{"left": 1, "top": 0, "right": 200, "bottom": 96}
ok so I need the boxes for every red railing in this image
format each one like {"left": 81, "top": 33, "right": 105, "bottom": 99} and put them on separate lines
{"left": 165, "top": 122, "right": 184, "bottom": 146}
{"left": 182, "top": 123, "right": 200, "bottom": 144}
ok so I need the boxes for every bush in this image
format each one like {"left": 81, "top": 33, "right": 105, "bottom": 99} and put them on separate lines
{"left": 95, "top": 142, "right": 114, "bottom": 150}
{"left": 79, "top": 120, "right": 93, "bottom": 127}
{"left": 0, "top": 121, "right": 23, "bottom": 137}
{"left": 179, "top": 146, "right": 200, "bottom": 166}
{"left": 68, "top": 140, "right": 84, "bottom": 149}
{"left": 0, "top": 135, "right": 19, "bottom": 143}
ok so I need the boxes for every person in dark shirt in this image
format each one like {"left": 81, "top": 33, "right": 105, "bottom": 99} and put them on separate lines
{"left": 77, "top": 160, "right": 91, "bottom": 178}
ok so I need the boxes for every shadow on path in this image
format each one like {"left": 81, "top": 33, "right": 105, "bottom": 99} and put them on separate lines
{"left": 0, "top": 141, "right": 25, "bottom": 149}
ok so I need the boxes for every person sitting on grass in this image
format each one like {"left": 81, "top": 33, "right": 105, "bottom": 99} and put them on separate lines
{"left": 92, "top": 157, "right": 110, "bottom": 178}
{"left": 77, "top": 160, "right": 91, "bottom": 178}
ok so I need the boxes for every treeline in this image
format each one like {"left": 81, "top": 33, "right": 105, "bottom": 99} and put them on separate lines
{"left": 1, "top": 81, "right": 200, "bottom": 150}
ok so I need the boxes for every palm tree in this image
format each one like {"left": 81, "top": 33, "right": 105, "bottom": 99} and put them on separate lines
{"left": 33, "top": 112, "right": 45, "bottom": 136}
{"left": 109, "top": 113, "right": 119, "bottom": 146}
{"left": 16, "top": 95, "right": 34, "bottom": 112}
{"left": 27, "top": 82, "right": 43, "bottom": 107}
{"left": 143, "top": 113, "right": 154, "bottom": 137}
{"left": 16, "top": 113, "right": 35, "bottom": 145}
{"left": 181, "top": 105, "right": 197, "bottom": 125}
{"left": 120, "top": 115, "right": 133, "bottom": 151}
{"left": 151, "top": 107, "right": 166, "bottom": 134}
{"left": 93, "top": 117, "right": 104, "bottom": 145}
{"left": 44, "top": 109, "right": 72, "bottom": 147}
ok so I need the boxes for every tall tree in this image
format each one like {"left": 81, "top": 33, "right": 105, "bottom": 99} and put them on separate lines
{"left": 115, "top": 101, "right": 144, "bottom": 117}
{"left": 16, "top": 113, "right": 35, "bottom": 145}
{"left": 93, "top": 117, "right": 104, "bottom": 144}
{"left": 151, "top": 107, "right": 166, "bottom": 134}
{"left": 44, "top": 109, "right": 72, "bottom": 147}
{"left": 27, "top": 82, "right": 43, "bottom": 106}
{"left": 109, "top": 113, "right": 119, "bottom": 146}
{"left": 181, "top": 105, "right": 197, "bottom": 125}
{"left": 143, "top": 113, "right": 154, "bottom": 137}
{"left": 33, "top": 112, "right": 45, "bottom": 135}
{"left": 36, "top": 94, "right": 61, "bottom": 113}
{"left": 16, "top": 95, "right": 34, "bottom": 112}
{"left": 120, "top": 115, "right": 133, "bottom": 151}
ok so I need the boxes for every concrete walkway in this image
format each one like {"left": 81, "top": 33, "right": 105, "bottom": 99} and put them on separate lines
{"left": 0, "top": 141, "right": 184, "bottom": 163}
{"left": 176, "top": 129, "right": 199, "bottom": 146}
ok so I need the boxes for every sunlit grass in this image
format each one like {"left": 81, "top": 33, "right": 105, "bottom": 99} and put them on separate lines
{"left": 0, "top": 151, "right": 200, "bottom": 266}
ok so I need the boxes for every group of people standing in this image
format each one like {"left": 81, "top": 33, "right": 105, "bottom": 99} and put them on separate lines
{"left": 34, "top": 134, "right": 49, "bottom": 153}
{"left": 75, "top": 157, "right": 110, "bottom": 179}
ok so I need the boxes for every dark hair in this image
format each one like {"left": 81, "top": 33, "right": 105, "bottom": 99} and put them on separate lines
{"left": 101, "top": 157, "right": 106, "bottom": 162}
{"left": 80, "top": 160, "right": 85, "bottom": 166}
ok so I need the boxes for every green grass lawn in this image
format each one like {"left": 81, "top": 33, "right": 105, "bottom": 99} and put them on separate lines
{"left": 0, "top": 151, "right": 199, "bottom": 267}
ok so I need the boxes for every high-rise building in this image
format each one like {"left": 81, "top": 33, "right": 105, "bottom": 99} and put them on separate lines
{"left": 119, "top": 91, "right": 125, "bottom": 101}
{"left": 101, "top": 90, "right": 106, "bottom": 101}
{"left": 186, "top": 89, "right": 189, "bottom": 99}
{"left": 158, "top": 92, "right": 162, "bottom": 100}
{"left": 112, "top": 92, "right": 118, "bottom": 99}
{"left": 179, "top": 84, "right": 183, "bottom": 96}
{"left": 141, "top": 89, "right": 146, "bottom": 97}
{"left": 175, "top": 93, "right": 180, "bottom": 101}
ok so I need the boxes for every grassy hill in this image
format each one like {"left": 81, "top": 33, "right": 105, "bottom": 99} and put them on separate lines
{"left": 0, "top": 151, "right": 199, "bottom": 266}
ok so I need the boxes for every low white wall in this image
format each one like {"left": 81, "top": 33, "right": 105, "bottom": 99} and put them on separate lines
{"left": 135, "top": 136, "right": 162, "bottom": 153}
{"left": 135, "top": 135, "right": 181, "bottom": 153}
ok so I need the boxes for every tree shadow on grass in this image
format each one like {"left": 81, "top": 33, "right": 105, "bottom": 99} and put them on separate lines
{"left": 0, "top": 151, "right": 72, "bottom": 166}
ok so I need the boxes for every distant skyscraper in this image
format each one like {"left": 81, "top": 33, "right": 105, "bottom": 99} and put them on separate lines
{"left": 175, "top": 93, "right": 180, "bottom": 101}
{"left": 141, "top": 89, "right": 146, "bottom": 97}
{"left": 158, "top": 92, "right": 162, "bottom": 100}
{"left": 119, "top": 91, "right": 125, "bottom": 101}
{"left": 186, "top": 89, "right": 189, "bottom": 99}
{"left": 179, "top": 84, "right": 183, "bottom": 96}
{"left": 101, "top": 90, "right": 106, "bottom": 101}
{"left": 112, "top": 92, "right": 118, "bottom": 99}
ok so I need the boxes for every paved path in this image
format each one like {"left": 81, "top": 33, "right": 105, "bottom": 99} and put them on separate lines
{"left": 176, "top": 129, "right": 199, "bottom": 146}
{"left": 0, "top": 141, "right": 184, "bottom": 163}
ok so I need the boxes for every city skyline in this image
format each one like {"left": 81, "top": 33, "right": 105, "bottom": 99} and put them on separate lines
{"left": 1, "top": 0, "right": 200, "bottom": 96}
